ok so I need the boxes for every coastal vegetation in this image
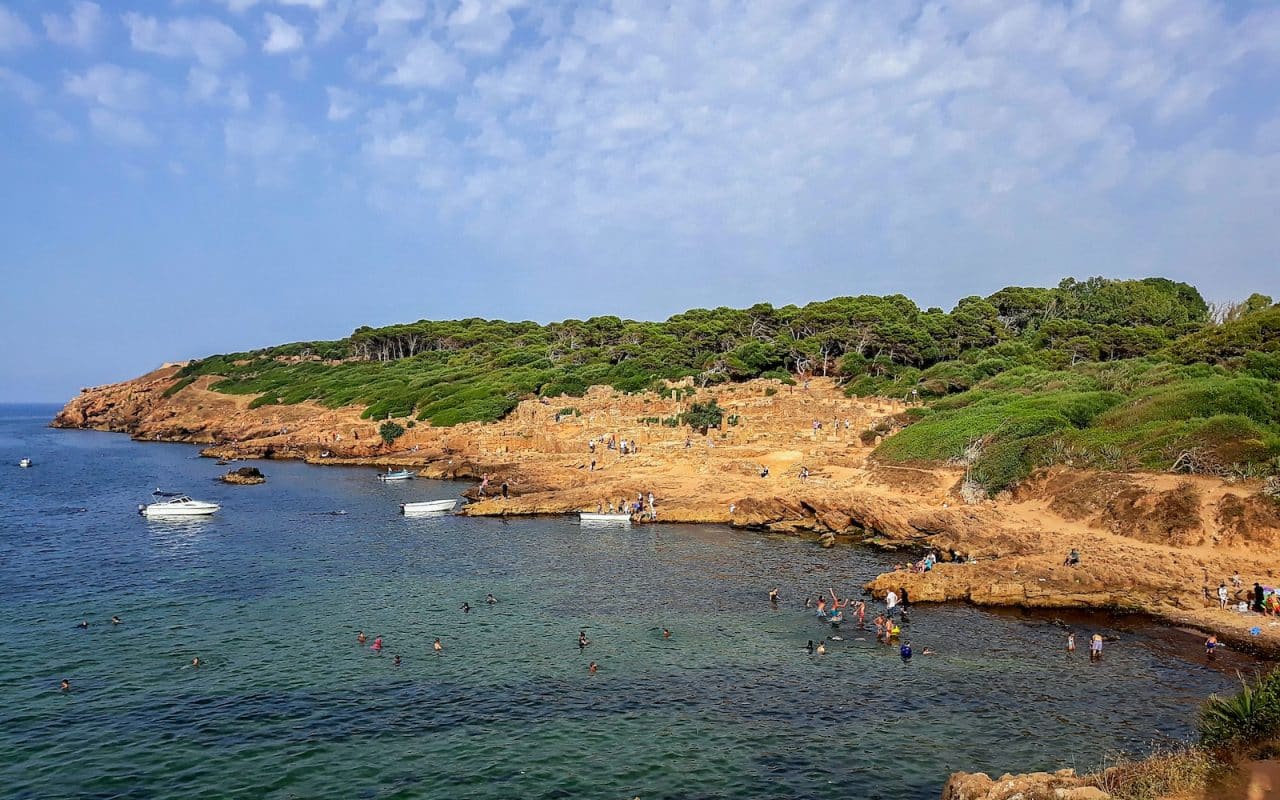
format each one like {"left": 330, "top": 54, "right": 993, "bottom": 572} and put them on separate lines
{"left": 172, "top": 277, "right": 1280, "bottom": 493}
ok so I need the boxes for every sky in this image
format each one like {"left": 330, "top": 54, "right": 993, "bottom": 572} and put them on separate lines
{"left": 1, "top": 0, "right": 1278, "bottom": 402}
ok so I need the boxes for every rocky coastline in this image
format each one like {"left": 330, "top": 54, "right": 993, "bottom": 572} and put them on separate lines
{"left": 54, "top": 365, "right": 1280, "bottom": 797}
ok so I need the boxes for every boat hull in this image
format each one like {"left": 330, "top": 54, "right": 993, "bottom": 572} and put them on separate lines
{"left": 142, "top": 505, "right": 220, "bottom": 518}
{"left": 401, "top": 499, "right": 457, "bottom": 514}
{"left": 377, "top": 471, "right": 416, "bottom": 481}
{"left": 579, "top": 513, "right": 632, "bottom": 524}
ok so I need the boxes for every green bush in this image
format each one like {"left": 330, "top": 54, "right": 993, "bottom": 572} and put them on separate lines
{"left": 1199, "top": 669, "right": 1280, "bottom": 747}
{"left": 681, "top": 401, "right": 725, "bottom": 433}
{"left": 162, "top": 376, "right": 196, "bottom": 398}
{"left": 379, "top": 421, "right": 405, "bottom": 445}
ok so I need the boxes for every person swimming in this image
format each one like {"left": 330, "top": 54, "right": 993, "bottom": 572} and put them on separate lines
{"left": 815, "top": 640, "right": 826, "bottom": 655}
{"left": 60, "top": 679, "right": 70, "bottom": 692}
{"left": 191, "top": 657, "right": 201, "bottom": 668}
{"left": 578, "top": 631, "right": 590, "bottom": 649}
{"left": 371, "top": 636, "right": 383, "bottom": 653}
{"left": 805, "top": 640, "right": 815, "bottom": 654}
{"left": 433, "top": 638, "right": 443, "bottom": 653}
{"left": 768, "top": 587, "right": 780, "bottom": 604}
{"left": 393, "top": 654, "right": 402, "bottom": 667}
{"left": 662, "top": 628, "right": 671, "bottom": 639}
{"left": 900, "top": 642, "right": 913, "bottom": 661}
{"left": 111, "top": 616, "right": 121, "bottom": 625}
{"left": 461, "top": 602, "right": 471, "bottom": 614}
{"left": 76, "top": 620, "right": 88, "bottom": 629}
{"left": 588, "top": 661, "right": 598, "bottom": 674}
{"left": 357, "top": 631, "right": 367, "bottom": 645}
{"left": 486, "top": 594, "right": 497, "bottom": 605}
{"left": 922, "top": 647, "right": 936, "bottom": 656}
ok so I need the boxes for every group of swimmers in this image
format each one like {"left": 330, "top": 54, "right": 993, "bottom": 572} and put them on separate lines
{"left": 779, "top": 585, "right": 929, "bottom": 662}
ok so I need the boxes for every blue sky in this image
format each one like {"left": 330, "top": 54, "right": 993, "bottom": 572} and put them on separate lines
{"left": 1, "top": 0, "right": 1278, "bottom": 402}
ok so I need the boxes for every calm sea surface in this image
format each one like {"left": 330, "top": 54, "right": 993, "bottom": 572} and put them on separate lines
{"left": 0, "top": 404, "right": 1257, "bottom": 799}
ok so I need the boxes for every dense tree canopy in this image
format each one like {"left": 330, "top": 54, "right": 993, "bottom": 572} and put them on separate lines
{"left": 174, "top": 276, "right": 1279, "bottom": 490}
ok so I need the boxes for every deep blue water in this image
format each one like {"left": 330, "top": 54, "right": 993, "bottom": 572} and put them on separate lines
{"left": 0, "top": 404, "right": 1255, "bottom": 799}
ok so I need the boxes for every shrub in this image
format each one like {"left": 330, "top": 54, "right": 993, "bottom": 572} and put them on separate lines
{"left": 681, "top": 401, "right": 724, "bottom": 433}
{"left": 1199, "top": 668, "right": 1280, "bottom": 747}
{"left": 162, "top": 376, "right": 196, "bottom": 398}
{"left": 379, "top": 421, "right": 405, "bottom": 445}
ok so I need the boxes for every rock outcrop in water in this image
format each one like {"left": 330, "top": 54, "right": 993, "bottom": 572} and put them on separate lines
{"left": 221, "top": 466, "right": 265, "bottom": 485}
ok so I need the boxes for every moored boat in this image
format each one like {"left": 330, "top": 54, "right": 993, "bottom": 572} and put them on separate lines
{"left": 139, "top": 491, "right": 220, "bottom": 518}
{"left": 377, "top": 468, "right": 416, "bottom": 481}
{"left": 579, "top": 512, "right": 632, "bottom": 525}
{"left": 401, "top": 499, "right": 458, "bottom": 514}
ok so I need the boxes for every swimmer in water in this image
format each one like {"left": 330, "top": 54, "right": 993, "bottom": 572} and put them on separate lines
{"left": 922, "top": 647, "right": 936, "bottom": 656}
{"left": 60, "top": 679, "right": 70, "bottom": 692}
{"left": 76, "top": 620, "right": 88, "bottom": 629}
{"left": 371, "top": 636, "right": 383, "bottom": 653}
{"left": 805, "top": 640, "right": 815, "bottom": 654}
{"left": 815, "top": 640, "right": 826, "bottom": 655}
{"left": 357, "top": 631, "right": 367, "bottom": 645}
{"left": 768, "top": 587, "right": 780, "bottom": 604}
{"left": 855, "top": 600, "right": 866, "bottom": 626}
{"left": 578, "top": 631, "right": 590, "bottom": 649}
{"left": 434, "top": 638, "right": 443, "bottom": 653}
{"left": 461, "top": 602, "right": 471, "bottom": 614}
{"left": 1205, "top": 635, "right": 1219, "bottom": 660}
{"left": 393, "top": 654, "right": 402, "bottom": 667}
{"left": 191, "top": 657, "right": 201, "bottom": 668}
{"left": 588, "top": 661, "right": 598, "bottom": 674}
{"left": 900, "top": 642, "right": 913, "bottom": 660}
{"left": 111, "top": 616, "right": 121, "bottom": 625}
{"left": 662, "top": 628, "right": 671, "bottom": 639}
{"left": 804, "top": 596, "right": 812, "bottom": 609}
{"left": 486, "top": 594, "right": 497, "bottom": 605}
{"left": 1089, "top": 633, "right": 1103, "bottom": 661}
{"left": 1067, "top": 633, "right": 1076, "bottom": 652}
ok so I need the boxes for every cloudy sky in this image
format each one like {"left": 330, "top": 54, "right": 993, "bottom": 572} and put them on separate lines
{"left": 1, "top": 0, "right": 1278, "bottom": 401}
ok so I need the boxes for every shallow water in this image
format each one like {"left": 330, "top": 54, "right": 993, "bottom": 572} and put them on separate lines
{"left": 0, "top": 404, "right": 1258, "bottom": 799}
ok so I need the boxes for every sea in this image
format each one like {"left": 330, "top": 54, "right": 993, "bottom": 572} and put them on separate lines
{"left": 0, "top": 403, "right": 1258, "bottom": 799}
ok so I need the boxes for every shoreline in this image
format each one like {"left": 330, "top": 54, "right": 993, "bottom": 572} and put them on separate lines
{"left": 52, "top": 368, "right": 1280, "bottom": 666}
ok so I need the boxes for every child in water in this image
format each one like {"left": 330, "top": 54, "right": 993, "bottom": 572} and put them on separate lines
{"left": 1067, "top": 633, "right": 1075, "bottom": 652}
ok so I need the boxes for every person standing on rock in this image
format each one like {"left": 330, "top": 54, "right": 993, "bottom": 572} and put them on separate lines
{"left": 1218, "top": 583, "right": 1229, "bottom": 610}
{"left": 1255, "top": 583, "right": 1266, "bottom": 614}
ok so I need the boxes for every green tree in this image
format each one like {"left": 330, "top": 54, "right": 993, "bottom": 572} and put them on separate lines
{"left": 681, "top": 401, "right": 725, "bottom": 434}
{"left": 379, "top": 421, "right": 406, "bottom": 445}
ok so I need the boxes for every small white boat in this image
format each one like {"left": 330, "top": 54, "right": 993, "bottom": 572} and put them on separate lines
{"left": 18, "top": 458, "right": 32, "bottom": 468}
{"left": 579, "top": 512, "right": 632, "bottom": 525}
{"left": 139, "top": 491, "right": 220, "bottom": 518}
{"left": 377, "top": 468, "right": 416, "bottom": 481}
{"left": 401, "top": 499, "right": 458, "bottom": 515}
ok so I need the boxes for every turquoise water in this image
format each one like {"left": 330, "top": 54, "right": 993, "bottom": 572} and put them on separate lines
{"left": 0, "top": 404, "right": 1256, "bottom": 799}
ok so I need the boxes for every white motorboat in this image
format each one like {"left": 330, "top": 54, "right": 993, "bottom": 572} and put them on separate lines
{"left": 139, "top": 491, "right": 220, "bottom": 518}
{"left": 579, "top": 512, "right": 632, "bottom": 525}
{"left": 18, "top": 458, "right": 32, "bottom": 468}
{"left": 377, "top": 468, "right": 416, "bottom": 481}
{"left": 401, "top": 499, "right": 458, "bottom": 515}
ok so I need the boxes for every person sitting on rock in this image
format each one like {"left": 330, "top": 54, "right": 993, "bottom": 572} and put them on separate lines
{"left": 1064, "top": 549, "right": 1080, "bottom": 567}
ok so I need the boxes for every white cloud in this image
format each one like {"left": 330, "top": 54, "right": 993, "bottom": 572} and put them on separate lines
{"left": 124, "top": 13, "right": 246, "bottom": 68}
{"left": 0, "top": 66, "right": 42, "bottom": 104}
{"left": 187, "top": 67, "right": 251, "bottom": 111}
{"left": 446, "top": 0, "right": 519, "bottom": 55}
{"left": 372, "top": 0, "right": 427, "bottom": 25}
{"left": 326, "top": 85, "right": 356, "bottom": 120}
{"left": 89, "top": 107, "right": 155, "bottom": 146}
{"left": 65, "top": 63, "right": 152, "bottom": 111}
{"left": 224, "top": 95, "right": 317, "bottom": 180}
{"left": 43, "top": 1, "right": 104, "bottom": 49}
{"left": 384, "top": 36, "right": 464, "bottom": 88}
{"left": 263, "top": 12, "right": 303, "bottom": 53}
{"left": 0, "top": 7, "right": 33, "bottom": 50}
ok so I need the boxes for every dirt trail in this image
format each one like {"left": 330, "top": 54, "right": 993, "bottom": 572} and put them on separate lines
{"left": 53, "top": 367, "right": 1280, "bottom": 654}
